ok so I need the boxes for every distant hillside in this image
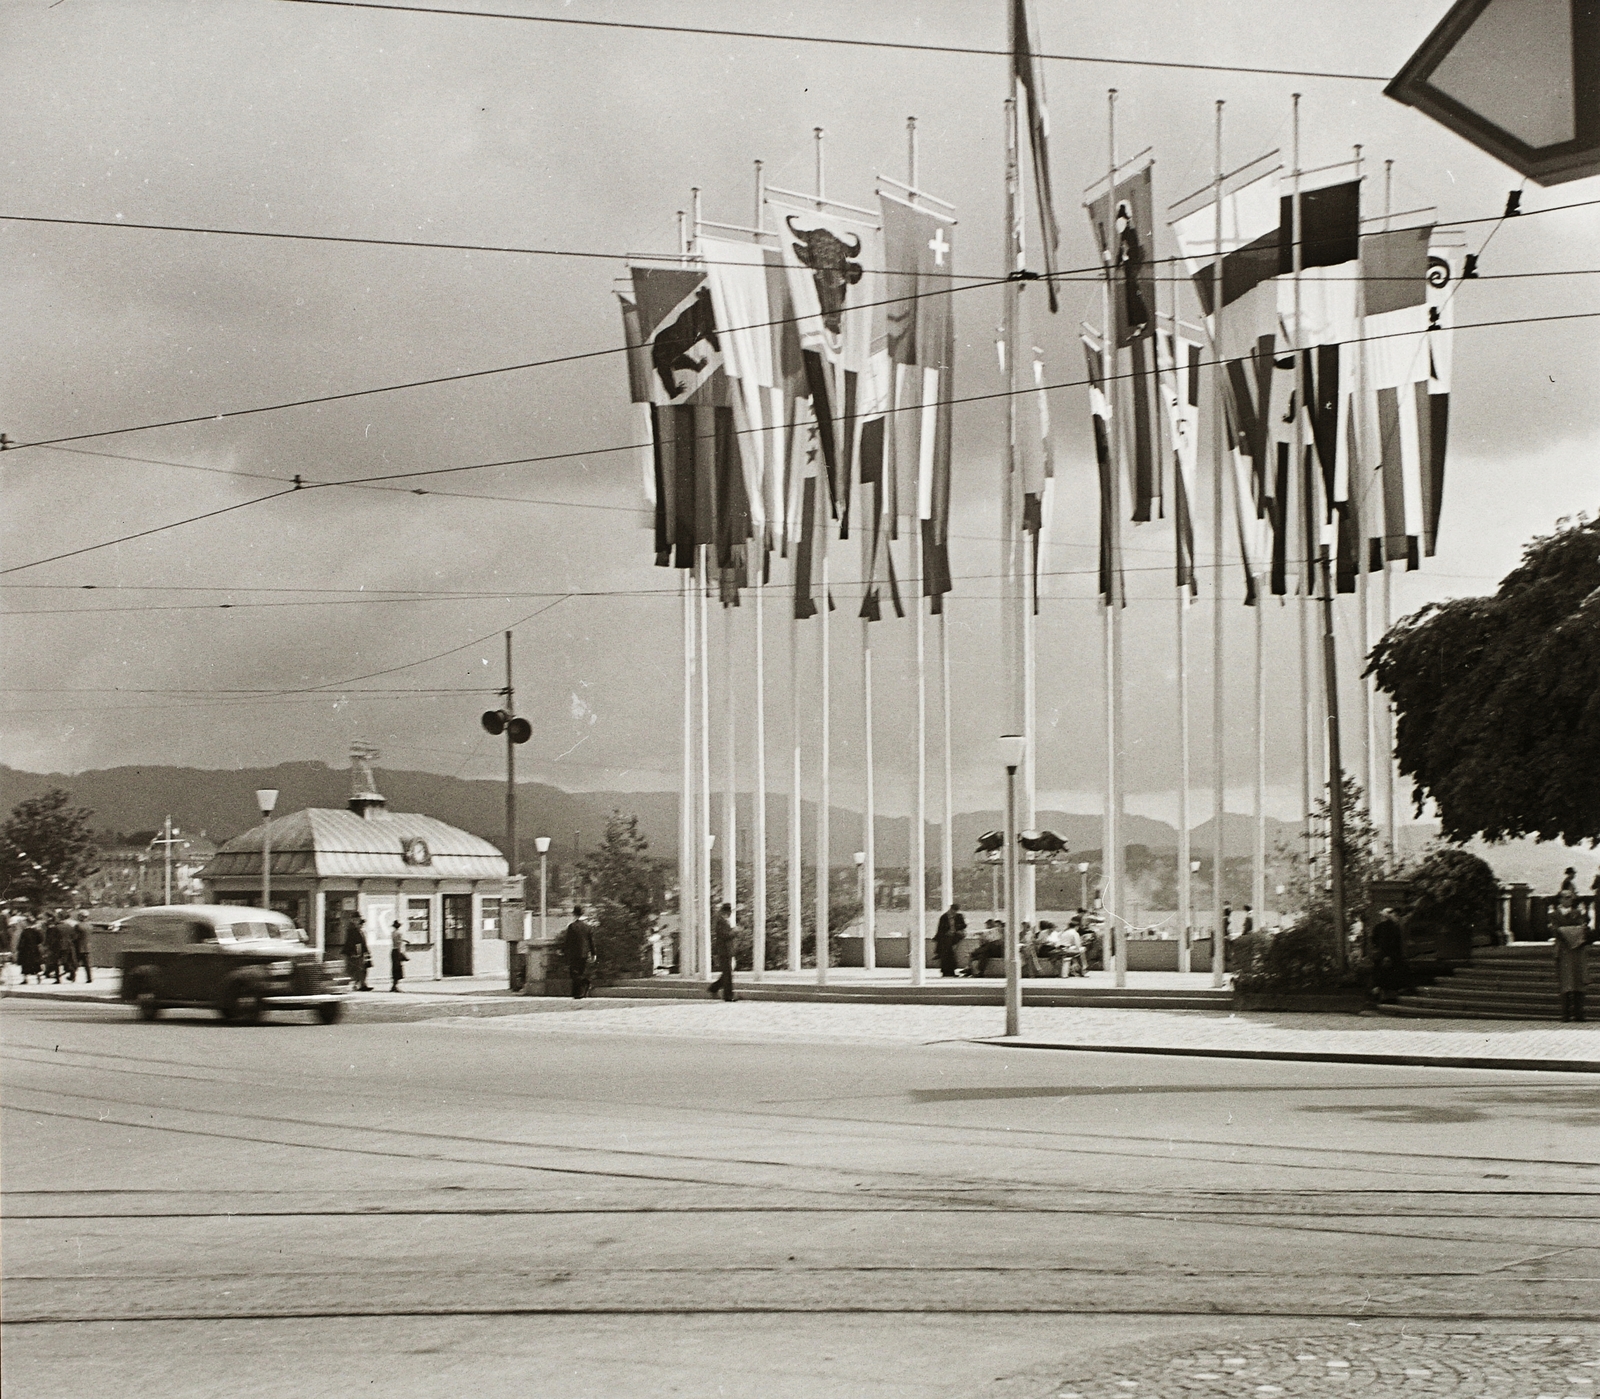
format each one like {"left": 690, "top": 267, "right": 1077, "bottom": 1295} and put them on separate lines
{"left": 9, "top": 763, "right": 1564, "bottom": 882}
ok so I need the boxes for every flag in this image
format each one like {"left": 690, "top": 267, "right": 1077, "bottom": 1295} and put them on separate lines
{"left": 1360, "top": 221, "right": 1438, "bottom": 569}
{"left": 1157, "top": 320, "right": 1203, "bottom": 594}
{"left": 1421, "top": 237, "right": 1460, "bottom": 558}
{"left": 1023, "top": 349, "right": 1056, "bottom": 614}
{"left": 617, "top": 286, "right": 661, "bottom": 537}
{"left": 629, "top": 267, "right": 726, "bottom": 569}
{"left": 1171, "top": 154, "right": 1282, "bottom": 362}
{"left": 767, "top": 193, "right": 884, "bottom": 520}
{"left": 1081, "top": 327, "right": 1123, "bottom": 605}
{"left": 1011, "top": 0, "right": 1061, "bottom": 311}
{"left": 1087, "top": 161, "right": 1162, "bottom": 521}
{"left": 879, "top": 189, "right": 957, "bottom": 614}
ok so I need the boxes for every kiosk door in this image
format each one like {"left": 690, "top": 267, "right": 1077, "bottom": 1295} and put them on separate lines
{"left": 441, "top": 894, "right": 473, "bottom": 976}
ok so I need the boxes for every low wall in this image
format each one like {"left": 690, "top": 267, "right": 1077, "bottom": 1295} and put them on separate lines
{"left": 835, "top": 936, "right": 938, "bottom": 969}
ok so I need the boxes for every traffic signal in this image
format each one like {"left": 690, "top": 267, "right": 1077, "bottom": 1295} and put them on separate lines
{"left": 481, "top": 709, "right": 507, "bottom": 736}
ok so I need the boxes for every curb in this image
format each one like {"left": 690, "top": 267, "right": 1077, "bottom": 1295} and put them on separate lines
{"left": 974, "top": 1038, "right": 1600, "bottom": 1074}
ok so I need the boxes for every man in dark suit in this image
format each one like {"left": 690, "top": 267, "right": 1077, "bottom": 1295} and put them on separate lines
{"left": 708, "top": 903, "right": 736, "bottom": 1001}
{"left": 934, "top": 902, "right": 967, "bottom": 978}
{"left": 564, "top": 905, "right": 598, "bottom": 1000}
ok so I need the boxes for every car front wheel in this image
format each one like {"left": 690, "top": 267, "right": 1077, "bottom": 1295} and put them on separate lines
{"left": 316, "top": 1001, "right": 344, "bottom": 1025}
{"left": 222, "top": 984, "right": 264, "bottom": 1025}
{"left": 136, "top": 990, "right": 161, "bottom": 1022}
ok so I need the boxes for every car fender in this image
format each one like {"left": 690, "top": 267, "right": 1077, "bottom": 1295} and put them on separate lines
{"left": 122, "top": 963, "right": 161, "bottom": 1001}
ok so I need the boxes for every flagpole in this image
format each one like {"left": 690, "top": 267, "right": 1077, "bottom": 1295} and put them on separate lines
{"left": 1002, "top": 90, "right": 1020, "bottom": 944}
{"left": 754, "top": 573, "right": 768, "bottom": 981}
{"left": 1253, "top": 560, "right": 1267, "bottom": 925}
{"left": 723, "top": 601, "right": 738, "bottom": 960}
{"left": 744, "top": 162, "right": 769, "bottom": 983}
{"left": 1173, "top": 274, "right": 1193, "bottom": 974}
{"left": 1104, "top": 88, "right": 1127, "bottom": 986}
{"left": 789, "top": 590, "right": 803, "bottom": 971}
{"left": 1352, "top": 142, "right": 1375, "bottom": 869}
{"left": 1381, "top": 158, "right": 1399, "bottom": 873}
{"left": 939, "top": 608, "right": 955, "bottom": 914}
{"left": 1209, "top": 99, "right": 1227, "bottom": 990}
{"left": 908, "top": 113, "right": 929, "bottom": 987}
{"left": 814, "top": 124, "right": 832, "bottom": 987}
{"left": 681, "top": 569, "right": 697, "bottom": 976}
{"left": 698, "top": 549, "right": 714, "bottom": 981}
{"left": 862, "top": 615, "right": 877, "bottom": 970}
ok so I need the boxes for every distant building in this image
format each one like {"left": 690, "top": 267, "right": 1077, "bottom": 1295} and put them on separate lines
{"left": 200, "top": 760, "right": 514, "bottom": 980}
{"left": 91, "top": 832, "right": 217, "bottom": 906}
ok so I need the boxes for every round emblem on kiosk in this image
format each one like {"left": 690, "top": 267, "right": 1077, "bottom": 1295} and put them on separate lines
{"left": 402, "top": 837, "right": 432, "bottom": 866}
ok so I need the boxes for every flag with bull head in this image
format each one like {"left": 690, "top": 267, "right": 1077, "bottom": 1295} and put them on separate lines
{"left": 1011, "top": 0, "right": 1062, "bottom": 312}
{"left": 766, "top": 193, "right": 884, "bottom": 529}
{"left": 1081, "top": 326, "right": 1124, "bottom": 606}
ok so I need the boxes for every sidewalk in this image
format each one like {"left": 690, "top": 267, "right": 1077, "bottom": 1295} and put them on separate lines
{"left": 423, "top": 997, "right": 1600, "bottom": 1073}
{"left": 9, "top": 971, "right": 1597, "bottom": 1071}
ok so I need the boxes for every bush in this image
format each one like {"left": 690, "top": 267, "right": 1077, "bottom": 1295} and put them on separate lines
{"left": 575, "top": 812, "right": 665, "bottom": 984}
{"left": 1407, "top": 847, "right": 1501, "bottom": 948}
{"left": 1234, "top": 907, "right": 1357, "bottom": 993}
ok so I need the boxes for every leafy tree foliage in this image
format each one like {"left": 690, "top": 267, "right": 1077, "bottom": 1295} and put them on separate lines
{"left": 1370, "top": 516, "right": 1600, "bottom": 846}
{"left": 0, "top": 789, "right": 99, "bottom": 910}
{"left": 575, "top": 811, "right": 665, "bottom": 983}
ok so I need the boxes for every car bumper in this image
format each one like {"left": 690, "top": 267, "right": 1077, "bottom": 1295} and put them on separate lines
{"left": 263, "top": 992, "right": 347, "bottom": 1007}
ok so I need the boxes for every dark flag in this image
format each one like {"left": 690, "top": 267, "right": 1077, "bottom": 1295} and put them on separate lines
{"left": 1011, "top": 0, "right": 1062, "bottom": 311}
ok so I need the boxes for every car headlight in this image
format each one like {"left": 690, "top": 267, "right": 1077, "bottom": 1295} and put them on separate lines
{"left": 266, "top": 960, "right": 295, "bottom": 977}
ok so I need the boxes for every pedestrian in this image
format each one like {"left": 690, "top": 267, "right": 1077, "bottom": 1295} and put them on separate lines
{"left": 933, "top": 901, "right": 966, "bottom": 978}
{"left": 1551, "top": 888, "right": 1590, "bottom": 1023}
{"left": 1241, "top": 905, "right": 1255, "bottom": 936}
{"left": 969, "top": 920, "right": 1005, "bottom": 978}
{"left": 1221, "top": 903, "right": 1233, "bottom": 940}
{"left": 1058, "top": 920, "right": 1087, "bottom": 977}
{"left": 69, "top": 913, "right": 92, "bottom": 983}
{"left": 17, "top": 917, "right": 43, "bottom": 984}
{"left": 1018, "top": 920, "right": 1041, "bottom": 977}
{"left": 345, "top": 916, "right": 371, "bottom": 991}
{"left": 43, "top": 912, "right": 69, "bottom": 984}
{"left": 564, "top": 905, "right": 597, "bottom": 1000}
{"left": 1560, "top": 867, "right": 1578, "bottom": 895}
{"left": 708, "top": 902, "right": 736, "bottom": 1001}
{"left": 1370, "top": 906, "right": 1410, "bottom": 1004}
{"left": 389, "top": 922, "right": 408, "bottom": 992}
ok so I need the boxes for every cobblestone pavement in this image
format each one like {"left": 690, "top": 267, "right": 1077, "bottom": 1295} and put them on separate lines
{"left": 1048, "top": 1332, "right": 1600, "bottom": 1398}
{"left": 425, "top": 998, "right": 1600, "bottom": 1068}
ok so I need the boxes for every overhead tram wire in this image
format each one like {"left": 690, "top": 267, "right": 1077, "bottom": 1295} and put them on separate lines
{"left": 5, "top": 193, "right": 1596, "bottom": 456}
{"left": 271, "top": 0, "right": 1391, "bottom": 82}
{"left": 5, "top": 304, "right": 1598, "bottom": 578}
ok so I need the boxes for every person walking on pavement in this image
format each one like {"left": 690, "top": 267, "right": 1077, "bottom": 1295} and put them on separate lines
{"left": 344, "top": 916, "right": 372, "bottom": 991}
{"left": 564, "top": 905, "right": 597, "bottom": 1000}
{"left": 389, "top": 921, "right": 408, "bottom": 993}
{"left": 69, "top": 912, "right": 92, "bottom": 983}
{"left": 708, "top": 902, "right": 737, "bottom": 1001}
{"left": 43, "top": 911, "right": 69, "bottom": 984}
{"left": 1552, "top": 888, "right": 1590, "bottom": 1023}
{"left": 933, "top": 901, "right": 966, "bottom": 978}
{"left": 16, "top": 917, "right": 43, "bottom": 984}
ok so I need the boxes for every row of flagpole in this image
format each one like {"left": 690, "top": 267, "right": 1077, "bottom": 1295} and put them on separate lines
{"left": 654, "top": 54, "right": 1433, "bottom": 993}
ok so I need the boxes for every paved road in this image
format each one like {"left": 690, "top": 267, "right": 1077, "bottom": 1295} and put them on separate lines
{"left": 3, "top": 999, "right": 1597, "bottom": 1398}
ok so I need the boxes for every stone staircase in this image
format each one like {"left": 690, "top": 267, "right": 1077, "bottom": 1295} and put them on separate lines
{"left": 1378, "top": 943, "right": 1598, "bottom": 1021}
{"left": 593, "top": 979, "right": 1232, "bottom": 1011}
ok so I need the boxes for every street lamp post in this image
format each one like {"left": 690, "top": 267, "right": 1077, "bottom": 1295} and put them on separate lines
{"left": 536, "top": 837, "right": 551, "bottom": 944}
{"left": 255, "top": 789, "right": 279, "bottom": 914}
{"left": 998, "top": 735, "right": 1027, "bottom": 1037}
{"left": 1077, "top": 860, "right": 1090, "bottom": 913}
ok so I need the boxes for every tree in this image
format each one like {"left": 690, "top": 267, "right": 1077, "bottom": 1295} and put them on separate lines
{"left": 1369, "top": 515, "right": 1600, "bottom": 846}
{"left": 575, "top": 811, "right": 665, "bottom": 984}
{"left": 1274, "top": 777, "right": 1386, "bottom": 916}
{"left": 0, "top": 789, "right": 100, "bottom": 910}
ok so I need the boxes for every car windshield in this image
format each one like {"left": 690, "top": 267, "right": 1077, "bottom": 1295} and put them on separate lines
{"left": 227, "top": 921, "right": 300, "bottom": 941}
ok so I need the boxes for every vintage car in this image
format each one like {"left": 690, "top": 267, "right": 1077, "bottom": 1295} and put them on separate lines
{"left": 114, "top": 904, "right": 349, "bottom": 1024}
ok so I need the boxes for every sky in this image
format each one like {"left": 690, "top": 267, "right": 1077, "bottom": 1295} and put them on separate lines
{"left": 2, "top": 0, "right": 1596, "bottom": 830}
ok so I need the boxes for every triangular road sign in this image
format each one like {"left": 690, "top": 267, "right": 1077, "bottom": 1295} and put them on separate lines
{"left": 1387, "top": 0, "right": 1600, "bottom": 185}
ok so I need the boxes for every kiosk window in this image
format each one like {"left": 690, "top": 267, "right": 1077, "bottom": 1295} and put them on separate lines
{"left": 406, "top": 898, "right": 432, "bottom": 941}
{"left": 480, "top": 898, "right": 501, "bottom": 939}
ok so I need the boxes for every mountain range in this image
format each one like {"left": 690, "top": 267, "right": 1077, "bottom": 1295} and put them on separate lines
{"left": 3, "top": 762, "right": 1585, "bottom": 890}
